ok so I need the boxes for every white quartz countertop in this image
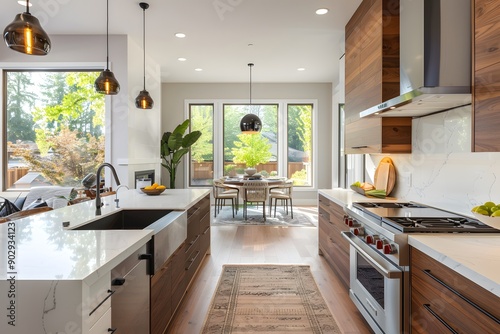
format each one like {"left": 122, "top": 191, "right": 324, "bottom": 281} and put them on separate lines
{"left": 318, "top": 188, "right": 399, "bottom": 207}
{"left": 0, "top": 188, "right": 210, "bottom": 285}
{"left": 409, "top": 235, "right": 500, "bottom": 297}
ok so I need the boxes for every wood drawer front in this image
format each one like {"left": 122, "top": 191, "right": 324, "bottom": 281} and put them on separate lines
{"left": 411, "top": 287, "right": 459, "bottom": 334}
{"left": 151, "top": 260, "right": 172, "bottom": 334}
{"left": 318, "top": 230, "right": 350, "bottom": 288}
{"left": 411, "top": 248, "right": 500, "bottom": 333}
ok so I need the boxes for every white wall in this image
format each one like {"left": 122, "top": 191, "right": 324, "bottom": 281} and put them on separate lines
{"left": 367, "top": 105, "right": 500, "bottom": 216}
{"left": 0, "top": 34, "right": 162, "bottom": 189}
{"left": 161, "top": 82, "right": 333, "bottom": 204}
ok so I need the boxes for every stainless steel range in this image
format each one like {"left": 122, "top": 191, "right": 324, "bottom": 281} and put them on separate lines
{"left": 342, "top": 202, "right": 498, "bottom": 334}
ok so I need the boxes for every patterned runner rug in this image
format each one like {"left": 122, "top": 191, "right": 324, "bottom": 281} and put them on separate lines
{"left": 212, "top": 206, "right": 317, "bottom": 227}
{"left": 201, "top": 265, "right": 341, "bottom": 333}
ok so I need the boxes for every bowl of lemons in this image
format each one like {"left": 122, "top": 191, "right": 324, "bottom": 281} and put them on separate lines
{"left": 140, "top": 183, "right": 166, "bottom": 196}
{"left": 471, "top": 201, "right": 500, "bottom": 229}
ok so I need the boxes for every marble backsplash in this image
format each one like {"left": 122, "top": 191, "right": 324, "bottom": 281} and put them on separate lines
{"left": 367, "top": 105, "right": 500, "bottom": 216}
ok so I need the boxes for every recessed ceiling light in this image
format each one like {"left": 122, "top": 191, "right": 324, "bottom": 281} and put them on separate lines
{"left": 297, "top": 68, "right": 306, "bottom": 71}
{"left": 316, "top": 8, "right": 329, "bottom": 15}
{"left": 175, "top": 33, "right": 186, "bottom": 38}
{"left": 17, "top": 1, "right": 32, "bottom": 7}
{"left": 195, "top": 68, "right": 203, "bottom": 72}
{"left": 178, "top": 57, "right": 187, "bottom": 61}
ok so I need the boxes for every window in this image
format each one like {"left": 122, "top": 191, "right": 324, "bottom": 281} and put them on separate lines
{"left": 4, "top": 70, "right": 105, "bottom": 190}
{"left": 287, "top": 104, "right": 312, "bottom": 186}
{"left": 338, "top": 103, "right": 365, "bottom": 188}
{"left": 223, "top": 104, "right": 278, "bottom": 177}
{"left": 189, "top": 104, "right": 214, "bottom": 187}
{"left": 187, "top": 100, "right": 316, "bottom": 188}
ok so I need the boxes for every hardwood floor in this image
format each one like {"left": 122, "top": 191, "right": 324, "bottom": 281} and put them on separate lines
{"left": 166, "top": 208, "right": 373, "bottom": 334}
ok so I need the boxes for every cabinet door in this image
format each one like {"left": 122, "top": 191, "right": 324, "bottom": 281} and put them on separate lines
{"left": 318, "top": 195, "right": 350, "bottom": 288}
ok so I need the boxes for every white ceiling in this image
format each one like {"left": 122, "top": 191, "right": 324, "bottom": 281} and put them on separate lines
{"left": 1, "top": 0, "right": 361, "bottom": 83}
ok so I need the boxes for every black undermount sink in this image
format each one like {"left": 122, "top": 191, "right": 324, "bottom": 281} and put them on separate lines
{"left": 75, "top": 210, "right": 172, "bottom": 230}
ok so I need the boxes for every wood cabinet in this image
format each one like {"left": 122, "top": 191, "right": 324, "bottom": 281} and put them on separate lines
{"left": 345, "top": 117, "right": 412, "bottom": 154}
{"left": 344, "top": 0, "right": 412, "bottom": 154}
{"left": 318, "top": 194, "right": 350, "bottom": 288}
{"left": 473, "top": 0, "right": 500, "bottom": 151}
{"left": 345, "top": 0, "right": 400, "bottom": 122}
{"left": 410, "top": 247, "right": 500, "bottom": 333}
{"left": 151, "top": 194, "right": 211, "bottom": 334}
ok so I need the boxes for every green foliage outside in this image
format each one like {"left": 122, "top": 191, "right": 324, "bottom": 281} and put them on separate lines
{"left": 8, "top": 71, "right": 105, "bottom": 186}
{"left": 291, "top": 169, "right": 308, "bottom": 185}
{"left": 190, "top": 105, "right": 213, "bottom": 162}
{"left": 231, "top": 133, "right": 272, "bottom": 168}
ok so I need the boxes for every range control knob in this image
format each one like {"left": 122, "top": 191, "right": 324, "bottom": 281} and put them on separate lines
{"left": 376, "top": 239, "right": 385, "bottom": 249}
{"left": 350, "top": 227, "right": 365, "bottom": 236}
{"left": 344, "top": 216, "right": 349, "bottom": 225}
{"left": 346, "top": 218, "right": 355, "bottom": 227}
{"left": 365, "top": 234, "right": 379, "bottom": 244}
{"left": 383, "top": 244, "right": 397, "bottom": 254}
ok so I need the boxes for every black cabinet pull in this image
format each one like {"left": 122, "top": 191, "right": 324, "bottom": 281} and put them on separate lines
{"left": 108, "top": 328, "right": 117, "bottom": 333}
{"left": 111, "top": 278, "right": 125, "bottom": 286}
{"left": 202, "top": 226, "right": 210, "bottom": 234}
{"left": 89, "top": 289, "right": 114, "bottom": 316}
{"left": 423, "top": 304, "right": 458, "bottom": 334}
{"left": 139, "top": 253, "right": 154, "bottom": 276}
{"left": 423, "top": 269, "right": 500, "bottom": 324}
{"left": 185, "top": 235, "right": 200, "bottom": 253}
{"left": 351, "top": 145, "right": 368, "bottom": 149}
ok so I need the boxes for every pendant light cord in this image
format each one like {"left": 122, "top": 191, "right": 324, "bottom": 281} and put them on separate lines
{"left": 142, "top": 7, "right": 146, "bottom": 89}
{"left": 248, "top": 63, "right": 254, "bottom": 105}
{"left": 26, "top": 0, "right": 30, "bottom": 14}
{"left": 106, "top": 0, "right": 110, "bottom": 70}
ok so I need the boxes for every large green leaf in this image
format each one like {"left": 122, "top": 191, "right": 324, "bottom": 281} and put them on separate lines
{"left": 172, "top": 148, "right": 189, "bottom": 165}
{"left": 167, "top": 132, "right": 183, "bottom": 151}
{"left": 172, "top": 119, "right": 190, "bottom": 136}
{"left": 182, "top": 131, "right": 202, "bottom": 148}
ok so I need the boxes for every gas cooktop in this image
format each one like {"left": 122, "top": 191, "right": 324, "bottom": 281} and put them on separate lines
{"left": 352, "top": 202, "right": 499, "bottom": 233}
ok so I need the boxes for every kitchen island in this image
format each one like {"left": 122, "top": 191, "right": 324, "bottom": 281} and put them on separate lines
{"left": 0, "top": 188, "right": 210, "bottom": 333}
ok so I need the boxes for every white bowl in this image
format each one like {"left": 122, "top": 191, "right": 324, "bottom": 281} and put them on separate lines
{"left": 472, "top": 212, "right": 500, "bottom": 230}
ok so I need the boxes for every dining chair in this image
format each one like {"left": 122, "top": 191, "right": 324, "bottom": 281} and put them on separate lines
{"left": 242, "top": 180, "right": 269, "bottom": 221}
{"left": 212, "top": 180, "right": 238, "bottom": 217}
{"left": 269, "top": 180, "right": 294, "bottom": 218}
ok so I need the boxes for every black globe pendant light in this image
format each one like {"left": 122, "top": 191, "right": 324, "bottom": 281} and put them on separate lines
{"left": 95, "top": 0, "right": 120, "bottom": 95}
{"left": 135, "top": 2, "right": 154, "bottom": 109}
{"left": 240, "top": 63, "right": 262, "bottom": 134}
{"left": 3, "top": 0, "right": 51, "bottom": 55}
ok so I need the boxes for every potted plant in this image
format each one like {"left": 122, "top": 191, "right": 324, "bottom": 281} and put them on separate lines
{"left": 161, "top": 119, "right": 201, "bottom": 189}
{"left": 231, "top": 133, "right": 272, "bottom": 175}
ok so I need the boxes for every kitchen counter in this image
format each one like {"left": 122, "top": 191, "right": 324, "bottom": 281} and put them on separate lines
{"left": 318, "top": 188, "right": 399, "bottom": 206}
{"left": 0, "top": 188, "right": 210, "bottom": 284}
{"left": 409, "top": 234, "right": 500, "bottom": 297}
{"left": 319, "top": 188, "right": 500, "bottom": 297}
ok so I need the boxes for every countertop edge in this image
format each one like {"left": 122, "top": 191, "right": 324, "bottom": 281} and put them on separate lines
{"left": 408, "top": 235, "right": 500, "bottom": 297}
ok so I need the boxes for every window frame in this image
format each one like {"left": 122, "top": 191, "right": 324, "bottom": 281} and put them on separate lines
{"left": 184, "top": 99, "right": 318, "bottom": 191}
{"left": 2, "top": 66, "right": 106, "bottom": 191}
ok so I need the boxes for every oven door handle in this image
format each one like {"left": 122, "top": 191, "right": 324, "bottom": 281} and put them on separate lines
{"left": 341, "top": 231, "right": 402, "bottom": 279}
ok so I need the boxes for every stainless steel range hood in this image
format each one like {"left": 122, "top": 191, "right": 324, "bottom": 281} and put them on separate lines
{"left": 360, "top": 0, "right": 471, "bottom": 118}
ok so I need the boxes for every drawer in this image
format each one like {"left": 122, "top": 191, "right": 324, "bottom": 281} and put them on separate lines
{"left": 88, "top": 307, "right": 112, "bottom": 334}
{"left": 411, "top": 248, "right": 500, "bottom": 333}
{"left": 84, "top": 272, "right": 112, "bottom": 329}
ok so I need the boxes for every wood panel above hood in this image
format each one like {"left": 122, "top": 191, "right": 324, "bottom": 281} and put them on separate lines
{"left": 345, "top": 0, "right": 401, "bottom": 124}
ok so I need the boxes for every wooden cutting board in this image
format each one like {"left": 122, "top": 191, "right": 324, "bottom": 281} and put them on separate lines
{"left": 374, "top": 157, "right": 396, "bottom": 195}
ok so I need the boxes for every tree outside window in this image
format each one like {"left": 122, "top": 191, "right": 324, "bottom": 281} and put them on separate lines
{"left": 287, "top": 104, "right": 313, "bottom": 186}
{"left": 5, "top": 70, "right": 105, "bottom": 190}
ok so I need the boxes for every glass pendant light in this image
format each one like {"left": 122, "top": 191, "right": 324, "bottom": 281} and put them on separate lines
{"left": 240, "top": 63, "right": 262, "bottom": 133}
{"left": 3, "top": 0, "right": 51, "bottom": 55}
{"left": 95, "top": 0, "right": 120, "bottom": 95}
{"left": 135, "top": 2, "right": 154, "bottom": 109}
